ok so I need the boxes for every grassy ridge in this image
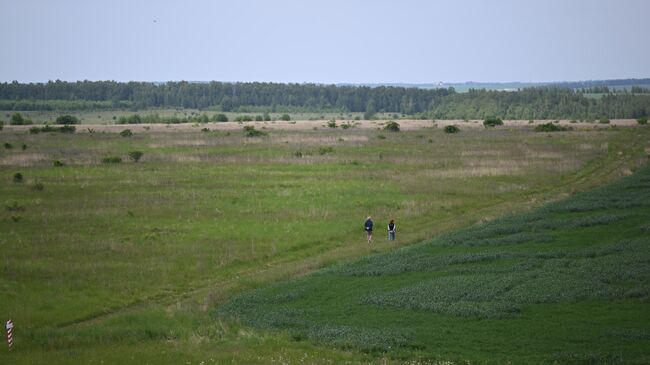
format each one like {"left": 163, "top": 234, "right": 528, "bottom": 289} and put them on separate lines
{"left": 218, "top": 164, "right": 650, "bottom": 364}
{"left": 1, "top": 124, "right": 649, "bottom": 363}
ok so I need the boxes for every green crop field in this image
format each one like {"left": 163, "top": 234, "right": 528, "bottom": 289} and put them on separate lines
{"left": 1, "top": 121, "right": 649, "bottom": 364}
{"left": 219, "top": 152, "right": 650, "bottom": 364}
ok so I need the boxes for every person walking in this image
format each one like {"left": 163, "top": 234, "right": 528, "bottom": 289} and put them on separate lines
{"left": 364, "top": 216, "right": 374, "bottom": 244}
{"left": 388, "top": 219, "right": 396, "bottom": 241}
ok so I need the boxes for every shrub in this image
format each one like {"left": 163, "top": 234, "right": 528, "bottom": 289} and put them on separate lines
{"left": 213, "top": 113, "right": 229, "bottom": 122}
{"left": 637, "top": 117, "right": 648, "bottom": 125}
{"left": 117, "top": 114, "right": 142, "bottom": 124}
{"left": 236, "top": 115, "right": 254, "bottom": 122}
{"left": 383, "top": 121, "right": 400, "bottom": 132}
{"left": 32, "top": 182, "right": 44, "bottom": 191}
{"left": 10, "top": 113, "right": 32, "bottom": 125}
{"left": 120, "top": 129, "right": 133, "bottom": 137}
{"left": 327, "top": 119, "right": 337, "bottom": 128}
{"left": 0, "top": 121, "right": 4, "bottom": 130}
{"left": 102, "top": 156, "right": 122, "bottom": 164}
{"left": 4, "top": 142, "right": 12, "bottom": 149}
{"left": 294, "top": 151, "right": 303, "bottom": 158}
{"left": 444, "top": 125, "right": 460, "bottom": 133}
{"left": 341, "top": 122, "right": 351, "bottom": 129}
{"left": 363, "top": 111, "right": 375, "bottom": 120}
{"left": 483, "top": 117, "right": 503, "bottom": 127}
{"left": 201, "top": 128, "right": 210, "bottom": 132}
{"left": 5, "top": 201, "right": 25, "bottom": 212}
{"left": 263, "top": 112, "right": 271, "bottom": 121}
{"left": 377, "top": 134, "right": 386, "bottom": 139}
{"left": 13, "top": 172, "right": 23, "bottom": 182}
{"left": 29, "top": 127, "right": 40, "bottom": 134}
{"left": 599, "top": 118, "right": 610, "bottom": 124}
{"left": 243, "top": 125, "right": 267, "bottom": 137}
{"left": 280, "top": 114, "right": 291, "bottom": 121}
{"left": 59, "top": 125, "right": 76, "bottom": 134}
{"left": 534, "top": 123, "right": 571, "bottom": 132}
{"left": 53, "top": 160, "right": 64, "bottom": 167}
{"left": 128, "top": 151, "right": 144, "bottom": 162}
{"left": 21, "top": 144, "right": 27, "bottom": 150}
{"left": 255, "top": 115, "right": 263, "bottom": 121}
{"left": 318, "top": 146, "right": 334, "bottom": 155}
{"left": 55, "top": 115, "right": 80, "bottom": 125}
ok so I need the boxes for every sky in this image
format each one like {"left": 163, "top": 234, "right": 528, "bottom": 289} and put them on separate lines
{"left": 0, "top": 0, "right": 648, "bottom": 84}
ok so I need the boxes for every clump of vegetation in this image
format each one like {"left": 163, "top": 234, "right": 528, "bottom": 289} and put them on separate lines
{"left": 483, "top": 117, "right": 503, "bottom": 127}
{"left": 341, "top": 122, "right": 352, "bottom": 129}
{"left": 13, "top": 172, "right": 24, "bottom": 182}
{"left": 377, "top": 134, "right": 386, "bottom": 139}
{"left": 4, "top": 142, "right": 12, "bottom": 149}
{"left": 56, "top": 115, "right": 80, "bottom": 125}
{"left": 53, "top": 160, "right": 64, "bottom": 167}
{"left": 263, "top": 112, "right": 271, "bottom": 121}
{"left": 599, "top": 118, "right": 610, "bottom": 124}
{"left": 128, "top": 151, "right": 144, "bottom": 162}
{"left": 120, "top": 129, "right": 133, "bottom": 137}
{"left": 318, "top": 146, "right": 334, "bottom": 155}
{"left": 213, "top": 113, "right": 228, "bottom": 122}
{"left": 444, "top": 125, "right": 460, "bottom": 133}
{"left": 294, "top": 151, "right": 303, "bottom": 158}
{"left": 383, "top": 121, "right": 400, "bottom": 132}
{"left": 327, "top": 119, "right": 337, "bottom": 128}
{"left": 10, "top": 112, "right": 32, "bottom": 125}
{"left": 0, "top": 120, "right": 4, "bottom": 131}
{"left": 5, "top": 200, "right": 25, "bottom": 212}
{"left": 32, "top": 182, "right": 44, "bottom": 191}
{"left": 101, "top": 156, "right": 122, "bottom": 164}
{"left": 637, "top": 117, "right": 648, "bottom": 125}
{"left": 60, "top": 125, "right": 76, "bottom": 133}
{"left": 201, "top": 128, "right": 210, "bottom": 132}
{"left": 280, "top": 114, "right": 291, "bottom": 121}
{"left": 21, "top": 144, "right": 27, "bottom": 150}
{"left": 236, "top": 115, "right": 254, "bottom": 122}
{"left": 243, "top": 125, "right": 267, "bottom": 137}
{"left": 29, "top": 125, "right": 75, "bottom": 134}
{"left": 255, "top": 115, "right": 263, "bottom": 121}
{"left": 534, "top": 123, "right": 571, "bottom": 132}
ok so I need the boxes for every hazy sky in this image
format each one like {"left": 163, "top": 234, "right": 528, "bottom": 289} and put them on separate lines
{"left": 1, "top": 0, "right": 648, "bottom": 83}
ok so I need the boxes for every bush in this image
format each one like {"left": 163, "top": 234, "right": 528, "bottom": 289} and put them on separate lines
{"left": 263, "top": 113, "right": 271, "bottom": 121}
{"left": 29, "top": 127, "right": 40, "bottom": 134}
{"left": 13, "top": 172, "right": 23, "bottom": 182}
{"left": 10, "top": 113, "right": 32, "bottom": 125}
{"left": 637, "top": 117, "right": 648, "bottom": 125}
{"left": 255, "top": 115, "right": 263, "bottom": 121}
{"left": 117, "top": 114, "right": 142, "bottom": 124}
{"left": 32, "top": 182, "right": 44, "bottom": 191}
{"left": 599, "top": 118, "right": 610, "bottom": 124}
{"left": 327, "top": 119, "right": 337, "bottom": 128}
{"left": 363, "top": 111, "right": 375, "bottom": 120}
{"left": 5, "top": 201, "right": 25, "bottom": 212}
{"left": 53, "top": 160, "right": 64, "bottom": 167}
{"left": 341, "top": 122, "right": 351, "bottom": 129}
{"left": 55, "top": 115, "right": 80, "bottom": 125}
{"left": 120, "top": 129, "right": 133, "bottom": 137}
{"left": 128, "top": 151, "right": 144, "bottom": 162}
{"left": 534, "top": 123, "right": 571, "bottom": 132}
{"left": 213, "top": 113, "right": 229, "bottom": 122}
{"left": 377, "top": 134, "right": 386, "bottom": 140}
{"left": 0, "top": 121, "right": 4, "bottom": 131}
{"left": 444, "top": 125, "right": 460, "bottom": 133}
{"left": 483, "top": 117, "right": 503, "bottom": 127}
{"left": 4, "top": 142, "right": 12, "bottom": 149}
{"left": 383, "top": 121, "right": 400, "bottom": 132}
{"left": 318, "top": 146, "right": 334, "bottom": 155}
{"left": 21, "top": 144, "right": 27, "bottom": 150}
{"left": 102, "top": 156, "right": 122, "bottom": 164}
{"left": 280, "top": 114, "right": 291, "bottom": 121}
{"left": 235, "top": 115, "right": 254, "bottom": 122}
{"left": 243, "top": 125, "right": 267, "bottom": 137}
{"left": 59, "top": 125, "right": 76, "bottom": 134}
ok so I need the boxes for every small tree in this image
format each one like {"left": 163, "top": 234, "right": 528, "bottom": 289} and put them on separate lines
{"left": 10, "top": 113, "right": 32, "bottom": 125}
{"left": 383, "top": 121, "right": 400, "bottom": 132}
{"left": 280, "top": 114, "right": 291, "bottom": 121}
{"left": 636, "top": 117, "right": 647, "bottom": 125}
{"left": 56, "top": 115, "right": 80, "bottom": 125}
{"left": 263, "top": 112, "right": 271, "bottom": 121}
{"left": 327, "top": 119, "right": 338, "bottom": 128}
{"left": 13, "top": 172, "right": 23, "bottom": 183}
{"left": 128, "top": 151, "right": 144, "bottom": 162}
{"left": 213, "top": 113, "right": 229, "bottom": 122}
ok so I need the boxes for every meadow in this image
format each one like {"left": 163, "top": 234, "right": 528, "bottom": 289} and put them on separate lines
{"left": 0, "top": 118, "right": 649, "bottom": 364}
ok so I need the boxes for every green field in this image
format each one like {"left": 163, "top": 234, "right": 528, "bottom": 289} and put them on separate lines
{"left": 1, "top": 121, "right": 649, "bottom": 364}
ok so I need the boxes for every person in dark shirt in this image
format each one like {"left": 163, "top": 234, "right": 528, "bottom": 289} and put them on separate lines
{"left": 364, "top": 216, "right": 374, "bottom": 244}
{"left": 388, "top": 219, "right": 396, "bottom": 241}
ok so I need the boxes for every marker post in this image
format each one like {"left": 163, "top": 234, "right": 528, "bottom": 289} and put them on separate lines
{"left": 5, "top": 320, "right": 13, "bottom": 351}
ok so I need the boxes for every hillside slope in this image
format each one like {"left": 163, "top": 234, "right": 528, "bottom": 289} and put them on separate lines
{"left": 218, "top": 164, "right": 650, "bottom": 364}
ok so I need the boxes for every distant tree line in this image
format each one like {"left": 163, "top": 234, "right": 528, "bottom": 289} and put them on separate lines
{"left": 0, "top": 80, "right": 648, "bottom": 119}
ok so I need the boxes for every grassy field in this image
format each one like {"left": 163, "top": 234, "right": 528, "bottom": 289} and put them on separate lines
{"left": 0, "top": 120, "right": 649, "bottom": 363}
{"left": 219, "top": 162, "right": 650, "bottom": 364}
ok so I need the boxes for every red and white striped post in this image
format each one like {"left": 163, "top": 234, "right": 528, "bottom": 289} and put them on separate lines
{"left": 5, "top": 319, "right": 13, "bottom": 351}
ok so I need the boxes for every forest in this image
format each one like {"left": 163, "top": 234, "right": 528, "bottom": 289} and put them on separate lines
{"left": 0, "top": 80, "right": 648, "bottom": 119}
